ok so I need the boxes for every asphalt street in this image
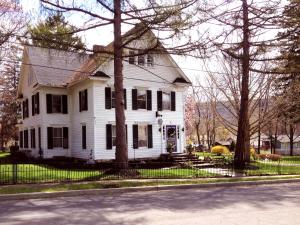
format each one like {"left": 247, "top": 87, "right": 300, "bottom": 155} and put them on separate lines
{"left": 0, "top": 182, "right": 300, "bottom": 225}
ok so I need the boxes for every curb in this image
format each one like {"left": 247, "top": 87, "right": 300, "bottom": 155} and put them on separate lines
{"left": 1, "top": 178, "right": 300, "bottom": 201}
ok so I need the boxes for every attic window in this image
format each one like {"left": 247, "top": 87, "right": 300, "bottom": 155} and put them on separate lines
{"left": 147, "top": 55, "right": 154, "bottom": 67}
{"left": 138, "top": 53, "right": 145, "bottom": 66}
{"left": 129, "top": 51, "right": 135, "bottom": 64}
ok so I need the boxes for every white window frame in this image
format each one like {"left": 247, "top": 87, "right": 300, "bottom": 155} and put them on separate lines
{"left": 53, "top": 127, "right": 63, "bottom": 148}
{"left": 147, "top": 54, "right": 154, "bottom": 67}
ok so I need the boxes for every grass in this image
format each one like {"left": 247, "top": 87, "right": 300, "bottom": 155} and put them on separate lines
{"left": 0, "top": 152, "right": 10, "bottom": 159}
{"left": 0, "top": 164, "right": 218, "bottom": 184}
{"left": 281, "top": 156, "right": 300, "bottom": 163}
{"left": 1, "top": 175, "right": 300, "bottom": 195}
{"left": 246, "top": 161, "right": 300, "bottom": 176}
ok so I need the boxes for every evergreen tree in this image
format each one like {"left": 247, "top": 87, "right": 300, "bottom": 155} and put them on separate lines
{"left": 28, "top": 13, "right": 85, "bottom": 51}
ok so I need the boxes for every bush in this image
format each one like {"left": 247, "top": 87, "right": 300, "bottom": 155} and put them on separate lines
{"left": 250, "top": 147, "right": 258, "bottom": 160}
{"left": 259, "top": 154, "right": 281, "bottom": 161}
{"left": 211, "top": 145, "right": 231, "bottom": 155}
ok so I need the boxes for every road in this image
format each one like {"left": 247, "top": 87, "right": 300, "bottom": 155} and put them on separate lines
{"left": 0, "top": 183, "right": 300, "bottom": 225}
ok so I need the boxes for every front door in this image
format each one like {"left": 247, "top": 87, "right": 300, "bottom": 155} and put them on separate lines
{"left": 166, "top": 125, "right": 177, "bottom": 152}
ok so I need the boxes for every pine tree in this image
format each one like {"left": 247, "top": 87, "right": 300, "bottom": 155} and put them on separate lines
{"left": 28, "top": 12, "right": 85, "bottom": 52}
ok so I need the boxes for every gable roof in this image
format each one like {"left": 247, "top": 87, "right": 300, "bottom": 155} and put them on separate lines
{"left": 19, "top": 26, "right": 192, "bottom": 91}
{"left": 18, "top": 46, "right": 89, "bottom": 94}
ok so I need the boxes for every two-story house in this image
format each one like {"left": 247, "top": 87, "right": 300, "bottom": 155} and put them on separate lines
{"left": 17, "top": 32, "right": 191, "bottom": 161}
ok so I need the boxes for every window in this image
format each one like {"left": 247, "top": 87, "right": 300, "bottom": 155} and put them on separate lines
{"left": 53, "top": 128, "right": 63, "bottom": 148}
{"left": 22, "top": 99, "right": 29, "bottom": 119}
{"left": 133, "top": 124, "right": 153, "bottom": 149}
{"left": 162, "top": 92, "right": 171, "bottom": 110}
{"left": 24, "top": 130, "right": 28, "bottom": 148}
{"left": 138, "top": 125, "right": 148, "bottom": 148}
{"left": 79, "top": 89, "right": 88, "bottom": 111}
{"left": 82, "top": 125, "right": 86, "bottom": 149}
{"left": 47, "top": 127, "right": 68, "bottom": 149}
{"left": 111, "top": 90, "right": 116, "bottom": 108}
{"left": 112, "top": 125, "right": 116, "bottom": 147}
{"left": 46, "top": 94, "right": 68, "bottom": 114}
{"left": 157, "top": 91, "right": 176, "bottom": 111}
{"left": 30, "top": 128, "right": 36, "bottom": 149}
{"left": 147, "top": 54, "right": 154, "bottom": 66}
{"left": 52, "top": 95, "right": 62, "bottom": 113}
{"left": 138, "top": 54, "right": 145, "bottom": 66}
{"left": 137, "top": 90, "right": 147, "bottom": 109}
{"left": 32, "top": 93, "right": 39, "bottom": 116}
{"left": 129, "top": 51, "right": 135, "bottom": 64}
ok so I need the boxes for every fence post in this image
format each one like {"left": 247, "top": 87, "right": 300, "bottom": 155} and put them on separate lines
{"left": 12, "top": 163, "right": 17, "bottom": 184}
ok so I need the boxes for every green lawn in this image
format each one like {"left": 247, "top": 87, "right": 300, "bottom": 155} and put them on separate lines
{"left": 0, "top": 152, "right": 10, "bottom": 159}
{"left": 281, "top": 156, "right": 300, "bottom": 163}
{"left": 0, "top": 164, "right": 218, "bottom": 184}
{"left": 246, "top": 161, "right": 300, "bottom": 176}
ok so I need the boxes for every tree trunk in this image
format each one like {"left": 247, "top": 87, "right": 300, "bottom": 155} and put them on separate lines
{"left": 234, "top": 0, "right": 250, "bottom": 169}
{"left": 114, "top": 0, "right": 128, "bottom": 169}
{"left": 257, "top": 123, "right": 261, "bottom": 154}
{"left": 289, "top": 123, "right": 294, "bottom": 156}
{"left": 195, "top": 122, "right": 201, "bottom": 151}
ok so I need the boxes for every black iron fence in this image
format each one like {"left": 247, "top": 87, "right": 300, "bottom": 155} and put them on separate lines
{"left": 0, "top": 156, "right": 300, "bottom": 185}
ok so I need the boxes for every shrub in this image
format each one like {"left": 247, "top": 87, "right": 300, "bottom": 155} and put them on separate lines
{"left": 211, "top": 145, "right": 231, "bottom": 155}
{"left": 250, "top": 147, "right": 258, "bottom": 160}
{"left": 259, "top": 154, "right": 281, "bottom": 161}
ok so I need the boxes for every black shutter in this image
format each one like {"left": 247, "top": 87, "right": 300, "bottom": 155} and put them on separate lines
{"left": 79, "top": 91, "right": 82, "bottom": 112}
{"left": 32, "top": 95, "right": 35, "bottom": 116}
{"left": 19, "top": 131, "right": 23, "bottom": 148}
{"left": 46, "top": 94, "right": 52, "bottom": 114}
{"left": 105, "top": 87, "right": 112, "bottom": 109}
{"left": 62, "top": 95, "right": 68, "bottom": 114}
{"left": 148, "top": 124, "right": 153, "bottom": 148}
{"left": 171, "top": 91, "right": 176, "bottom": 111}
{"left": 24, "top": 130, "right": 28, "bottom": 148}
{"left": 36, "top": 93, "right": 40, "bottom": 114}
{"left": 82, "top": 125, "right": 86, "bottom": 149}
{"left": 123, "top": 89, "right": 127, "bottom": 109}
{"left": 132, "top": 89, "right": 138, "bottom": 110}
{"left": 106, "top": 124, "right": 112, "bottom": 150}
{"left": 38, "top": 127, "right": 41, "bottom": 149}
{"left": 26, "top": 99, "right": 29, "bottom": 117}
{"left": 133, "top": 124, "right": 138, "bottom": 149}
{"left": 147, "top": 90, "right": 152, "bottom": 110}
{"left": 157, "top": 91, "right": 162, "bottom": 111}
{"left": 84, "top": 89, "right": 88, "bottom": 111}
{"left": 22, "top": 101, "right": 25, "bottom": 119}
{"left": 63, "top": 127, "right": 68, "bottom": 149}
{"left": 126, "top": 124, "right": 128, "bottom": 144}
{"left": 31, "top": 128, "right": 36, "bottom": 149}
{"left": 47, "top": 127, "right": 53, "bottom": 149}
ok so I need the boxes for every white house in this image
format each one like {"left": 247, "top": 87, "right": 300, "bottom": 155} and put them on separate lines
{"left": 275, "top": 135, "right": 300, "bottom": 155}
{"left": 17, "top": 33, "right": 191, "bottom": 161}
